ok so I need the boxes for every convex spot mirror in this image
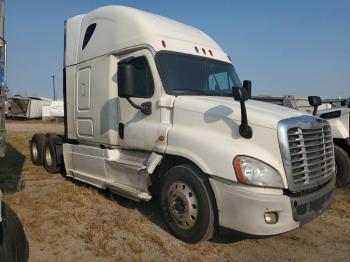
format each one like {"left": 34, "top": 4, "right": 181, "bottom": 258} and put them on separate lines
{"left": 308, "top": 96, "right": 322, "bottom": 116}
{"left": 308, "top": 96, "right": 322, "bottom": 107}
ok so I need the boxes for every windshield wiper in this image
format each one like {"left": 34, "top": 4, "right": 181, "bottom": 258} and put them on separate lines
{"left": 170, "top": 89, "right": 212, "bottom": 95}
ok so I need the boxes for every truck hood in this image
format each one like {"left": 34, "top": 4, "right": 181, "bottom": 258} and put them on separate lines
{"left": 174, "top": 96, "right": 303, "bottom": 129}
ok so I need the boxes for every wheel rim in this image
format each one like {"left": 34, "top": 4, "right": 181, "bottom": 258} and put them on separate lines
{"left": 45, "top": 146, "right": 53, "bottom": 167}
{"left": 32, "top": 141, "right": 38, "bottom": 160}
{"left": 167, "top": 181, "right": 198, "bottom": 230}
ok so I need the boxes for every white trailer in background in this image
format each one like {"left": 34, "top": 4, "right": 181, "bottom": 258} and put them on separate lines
{"left": 42, "top": 100, "right": 64, "bottom": 121}
{"left": 30, "top": 6, "right": 335, "bottom": 243}
{"left": 7, "top": 96, "right": 52, "bottom": 119}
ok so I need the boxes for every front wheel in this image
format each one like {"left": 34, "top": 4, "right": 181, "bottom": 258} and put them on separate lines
{"left": 160, "top": 164, "right": 216, "bottom": 243}
{"left": 334, "top": 145, "right": 350, "bottom": 187}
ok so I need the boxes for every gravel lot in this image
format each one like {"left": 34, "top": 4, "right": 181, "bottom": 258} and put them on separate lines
{"left": 1, "top": 121, "right": 350, "bottom": 261}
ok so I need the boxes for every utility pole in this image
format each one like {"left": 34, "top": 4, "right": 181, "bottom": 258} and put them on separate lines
{"left": 51, "top": 75, "right": 56, "bottom": 100}
{"left": 0, "top": 0, "right": 6, "bottom": 157}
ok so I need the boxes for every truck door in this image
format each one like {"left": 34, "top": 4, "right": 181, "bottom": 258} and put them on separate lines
{"left": 117, "top": 49, "right": 162, "bottom": 151}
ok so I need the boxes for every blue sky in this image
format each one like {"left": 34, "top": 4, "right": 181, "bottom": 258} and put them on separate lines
{"left": 6, "top": 0, "right": 350, "bottom": 99}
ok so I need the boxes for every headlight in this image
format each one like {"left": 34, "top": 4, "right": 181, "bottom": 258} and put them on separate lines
{"left": 233, "top": 156, "right": 284, "bottom": 188}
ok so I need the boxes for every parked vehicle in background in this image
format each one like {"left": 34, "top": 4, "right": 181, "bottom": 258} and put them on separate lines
{"left": 7, "top": 96, "right": 52, "bottom": 119}
{"left": 0, "top": 1, "right": 29, "bottom": 261}
{"left": 30, "top": 6, "right": 335, "bottom": 243}
{"left": 253, "top": 95, "right": 350, "bottom": 186}
{"left": 0, "top": 90, "right": 5, "bottom": 157}
{"left": 323, "top": 98, "right": 350, "bottom": 108}
{"left": 0, "top": 0, "right": 6, "bottom": 157}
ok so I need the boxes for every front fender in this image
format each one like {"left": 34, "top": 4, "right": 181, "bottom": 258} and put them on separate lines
{"left": 165, "top": 124, "right": 288, "bottom": 188}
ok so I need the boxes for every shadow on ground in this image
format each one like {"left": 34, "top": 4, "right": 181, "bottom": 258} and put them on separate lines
{"left": 115, "top": 193, "right": 247, "bottom": 243}
{"left": 0, "top": 143, "right": 26, "bottom": 193}
{"left": 106, "top": 186, "right": 246, "bottom": 244}
{"left": 63, "top": 173, "right": 247, "bottom": 244}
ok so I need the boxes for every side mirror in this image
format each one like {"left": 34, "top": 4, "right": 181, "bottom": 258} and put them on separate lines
{"left": 308, "top": 96, "right": 322, "bottom": 115}
{"left": 117, "top": 59, "right": 152, "bottom": 115}
{"left": 118, "top": 61, "right": 137, "bottom": 98}
{"left": 232, "top": 87, "right": 252, "bottom": 139}
{"left": 243, "top": 80, "right": 252, "bottom": 99}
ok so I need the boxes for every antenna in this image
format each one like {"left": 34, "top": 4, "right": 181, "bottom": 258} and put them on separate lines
{"left": 51, "top": 75, "right": 56, "bottom": 100}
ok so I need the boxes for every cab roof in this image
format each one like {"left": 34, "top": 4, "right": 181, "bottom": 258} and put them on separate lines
{"left": 65, "top": 5, "right": 230, "bottom": 66}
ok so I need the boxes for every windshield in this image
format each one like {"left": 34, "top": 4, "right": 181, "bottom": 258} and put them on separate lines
{"left": 156, "top": 52, "right": 242, "bottom": 96}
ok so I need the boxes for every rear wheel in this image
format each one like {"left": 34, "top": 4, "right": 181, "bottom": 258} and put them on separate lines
{"left": 160, "top": 164, "right": 216, "bottom": 243}
{"left": 334, "top": 145, "right": 350, "bottom": 187}
{"left": 29, "top": 133, "right": 46, "bottom": 166}
{"left": 43, "top": 135, "right": 63, "bottom": 174}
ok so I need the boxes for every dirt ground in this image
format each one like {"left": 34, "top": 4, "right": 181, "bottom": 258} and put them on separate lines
{"left": 5, "top": 120, "right": 64, "bottom": 133}
{"left": 1, "top": 121, "right": 350, "bottom": 262}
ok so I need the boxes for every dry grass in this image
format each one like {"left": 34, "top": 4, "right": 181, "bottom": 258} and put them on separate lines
{"left": 5, "top": 119, "right": 63, "bottom": 124}
{"left": 127, "top": 240, "right": 144, "bottom": 255}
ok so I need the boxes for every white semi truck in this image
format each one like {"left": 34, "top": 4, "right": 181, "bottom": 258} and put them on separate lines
{"left": 254, "top": 95, "right": 350, "bottom": 186}
{"left": 30, "top": 6, "right": 335, "bottom": 243}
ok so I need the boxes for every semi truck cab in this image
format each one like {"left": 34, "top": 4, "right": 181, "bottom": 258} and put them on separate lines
{"left": 30, "top": 6, "right": 335, "bottom": 243}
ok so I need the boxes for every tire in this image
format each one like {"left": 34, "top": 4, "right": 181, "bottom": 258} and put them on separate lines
{"left": 43, "top": 135, "right": 63, "bottom": 174}
{"left": 334, "top": 145, "right": 350, "bottom": 187}
{"left": 0, "top": 202, "right": 29, "bottom": 262}
{"left": 160, "top": 164, "right": 216, "bottom": 243}
{"left": 29, "top": 133, "right": 46, "bottom": 166}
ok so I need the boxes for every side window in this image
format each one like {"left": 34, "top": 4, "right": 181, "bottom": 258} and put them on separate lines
{"left": 208, "top": 72, "right": 233, "bottom": 90}
{"left": 121, "top": 56, "right": 154, "bottom": 98}
{"left": 82, "top": 23, "right": 96, "bottom": 50}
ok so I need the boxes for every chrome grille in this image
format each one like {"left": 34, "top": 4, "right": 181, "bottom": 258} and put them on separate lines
{"left": 278, "top": 116, "right": 335, "bottom": 192}
{"left": 288, "top": 126, "right": 334, "bottom": 185}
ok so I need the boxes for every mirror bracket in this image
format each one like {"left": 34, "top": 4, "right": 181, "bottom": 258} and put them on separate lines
{"left": 238, "top": 100, "right": 253, "bottom": 139}
{"left": 126, "top": 98, "right": 152, "bottom": 115}
{"left": 233, "top": 87, "right": 253, "bottom": 139}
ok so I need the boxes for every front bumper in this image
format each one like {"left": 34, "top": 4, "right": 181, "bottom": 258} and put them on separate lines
{"left": 209, "top": 177, "right": 335, "bottom": 236}
{"left": 290, "top": 178, "right": 335, "bottom": 224}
